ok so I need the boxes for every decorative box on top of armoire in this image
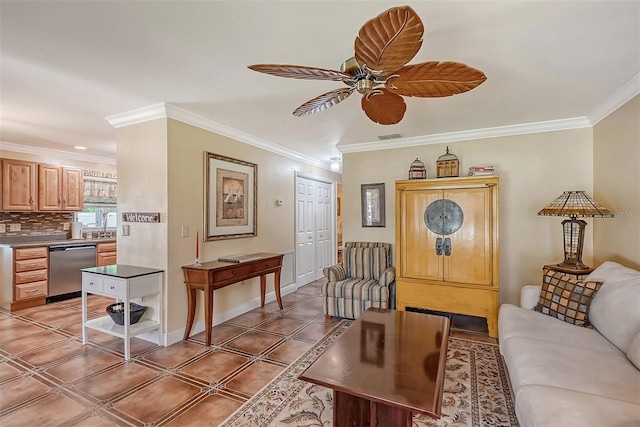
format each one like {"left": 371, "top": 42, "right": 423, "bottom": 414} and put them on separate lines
{"left": 395, "top": 175, "right": 500, "bottom": 337}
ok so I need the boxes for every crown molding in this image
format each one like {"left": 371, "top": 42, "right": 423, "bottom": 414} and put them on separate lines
{"left": 338, "top": 117, "right": 592, "bottom": 154}
{"left": 587, "top": 73, "right": 640, "bottom": 125}
{"left": 0, "top": 141, "right": 116, "bottom": 165}
{"left": 106, "top": 103, "right": 330, "bottom": 170}
{"left": 105, "top": 103, "right": 168, "bottom": 128}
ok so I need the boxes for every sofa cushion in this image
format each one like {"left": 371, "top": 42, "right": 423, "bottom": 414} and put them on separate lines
{"left": 498, "top": 304, "right": 619, "bottom": 356}
{"left": 627, "top": 331, "right": 640, "bottom": 370}
{"left": 533, "top": 268, "right": 602, "bottom": 327}
{"left": 321, "top": 278, "right": 388, "bottom": 302}
{"left": 587, "top": 261, "right": 640, "bottom": 353}
{"left": 502, "top": 336, "right": 640, "bottom": 404}
{"left": 515, "top": 385, "right": 640, "bottom": 427}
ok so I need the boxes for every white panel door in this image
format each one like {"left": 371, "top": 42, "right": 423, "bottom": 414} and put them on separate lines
{"left": 295, "top": 176, "right": 335, "bottom": 287}
{"left": 295, "top": 179, "right": 315, "bottom": 286}
{"left": 315, "top": 181, "right": 332, "bottom": 279}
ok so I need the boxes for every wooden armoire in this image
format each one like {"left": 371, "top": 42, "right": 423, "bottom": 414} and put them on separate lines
{"left": 395, "top": 175, "right": 500, "bottom": 337}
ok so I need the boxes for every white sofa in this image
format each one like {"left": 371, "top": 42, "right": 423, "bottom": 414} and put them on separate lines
{"left": 499, "top": 261, "right": 640, "bottom": 427}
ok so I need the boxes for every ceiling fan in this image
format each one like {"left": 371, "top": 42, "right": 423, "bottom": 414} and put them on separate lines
{"left": 248, "top": 5, "right": 487, "bottom": 125}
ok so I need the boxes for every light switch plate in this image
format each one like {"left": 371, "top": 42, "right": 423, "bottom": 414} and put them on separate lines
{"left": 181, "top": 225, "right": 189, "bottom": 237}
{"left": 0, "top": 224, "right": 6, "bottom": 233}
{"left": 122, "top": 224, "right": 130, "bottom": 236}
{"left": 9, "top": 224, "right": 21, "bottom": 232}
{"left": 63, "top": 222, "right": 70, "bottom": 230}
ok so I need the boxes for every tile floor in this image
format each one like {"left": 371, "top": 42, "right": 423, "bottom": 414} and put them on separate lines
{"left": 0, "top": 280, "right": 495, "bottom": 427}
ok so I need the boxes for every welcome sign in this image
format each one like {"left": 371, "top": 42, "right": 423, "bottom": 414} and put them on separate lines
{"left": 122, "top": 212, "right": 160, "bottom": 223}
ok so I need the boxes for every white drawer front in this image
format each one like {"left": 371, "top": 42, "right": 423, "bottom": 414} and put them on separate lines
{"left": 82, "top": 273, "right": 104, "bottom": 293}
{"left": 128, "top": 274, "right": 161, "bottom": 298}
{"left": 103, "top": 277, "right": 126, "bottom": 298}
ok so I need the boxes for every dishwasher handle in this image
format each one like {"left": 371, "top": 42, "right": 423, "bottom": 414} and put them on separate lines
{"left": 49, "top": 244, "right": 97, "bottom": 251}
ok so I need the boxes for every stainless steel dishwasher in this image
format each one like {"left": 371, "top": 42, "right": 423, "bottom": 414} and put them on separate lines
{"left": 48, "top": 243, "right": 97, "bottom": 302}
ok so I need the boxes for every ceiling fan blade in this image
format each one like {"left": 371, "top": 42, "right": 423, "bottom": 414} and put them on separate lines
{"left": 354, "top": 5, "right": 424, "bottom": 76}
{"left": 248, "top": 64, "right": 353, "bottom": 82}
{"left": 293, "top": 88, "right": 355, "bottom": 117}
{"left": 361, "top": 88, "right": 406, "bottom": 125}
{"left": 386, "top": 61, "right": 487, "bottom": 97}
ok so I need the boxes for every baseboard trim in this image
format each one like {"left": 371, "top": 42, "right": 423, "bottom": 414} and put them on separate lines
{"left": 135, "top": 282, "right": 298, "bottom": 347}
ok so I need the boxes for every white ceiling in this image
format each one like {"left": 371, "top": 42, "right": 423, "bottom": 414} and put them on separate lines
{"left": 1, "top": 1, "right": 639, "bottom": 168}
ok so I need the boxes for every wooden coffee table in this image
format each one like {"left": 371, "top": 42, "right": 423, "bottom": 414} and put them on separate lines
{"left": 299, "top": 308, "right": 450, "bottom": 426}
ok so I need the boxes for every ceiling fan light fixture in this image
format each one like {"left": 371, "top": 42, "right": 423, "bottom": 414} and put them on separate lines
{"left": 248, "top": 5, "right": 486, "bottom": 124}
{"left": 356, "top": 79, "right": 374, "bottom": 94}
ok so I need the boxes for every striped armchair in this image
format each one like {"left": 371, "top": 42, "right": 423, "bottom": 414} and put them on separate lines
{"left": 322, "top": 242, "right": 396, "bottom": 319}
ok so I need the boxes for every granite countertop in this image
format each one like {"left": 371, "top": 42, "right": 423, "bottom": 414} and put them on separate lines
{"left": 0, "top": 233, "right": 116, "bottom": 248}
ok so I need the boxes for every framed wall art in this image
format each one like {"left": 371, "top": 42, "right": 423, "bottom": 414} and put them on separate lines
{"left": 361, "top": 183, "right": 385, "bottom": 227}
{"left": 205, "top": 152, "right": 257, "bottom": 240}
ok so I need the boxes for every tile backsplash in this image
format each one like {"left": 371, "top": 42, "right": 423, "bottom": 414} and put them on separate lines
{"left": 0, "top": 212, "right": 74, "bottom": 236}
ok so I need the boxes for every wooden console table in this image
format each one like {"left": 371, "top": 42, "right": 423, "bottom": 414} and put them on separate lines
{"left": 182, "top": 252, "right": 284, "bottom": 346}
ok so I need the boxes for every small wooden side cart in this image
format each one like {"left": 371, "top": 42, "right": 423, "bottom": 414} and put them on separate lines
{"left": 81, "top": 265, "right": 164, "bottom": 361}
{"left": 182, "top": 252, "right": 284, "bottom": 346}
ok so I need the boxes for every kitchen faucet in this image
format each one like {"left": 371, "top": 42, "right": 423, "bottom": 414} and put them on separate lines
{"left": 101, "top": 212, "right": 109, "bottom": 233}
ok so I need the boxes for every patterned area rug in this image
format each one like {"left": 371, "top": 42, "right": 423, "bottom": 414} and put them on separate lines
{"left": 221, "top": 320, "right": 518, "bottom": 427}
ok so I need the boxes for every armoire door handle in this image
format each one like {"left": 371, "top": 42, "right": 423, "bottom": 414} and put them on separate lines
{"left": 444, "top": 237, "right": 452, "bottom": 256}
{"left": 435, "top": 237, "right": 443, "bottom": 255}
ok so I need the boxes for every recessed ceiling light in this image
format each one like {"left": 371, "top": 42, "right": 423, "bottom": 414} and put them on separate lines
{"left": 74, "top": 146, "right": 87, "bottom": 150}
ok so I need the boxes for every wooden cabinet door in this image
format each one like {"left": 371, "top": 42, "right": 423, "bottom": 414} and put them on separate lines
{"left": 37, "top": 164, "right": 83, "bottom": 211}
{"left": 38, "top": 164, "right": 62, "bottom": 211}
{"left": 400, "top": 186, "right": 492, "bottom": 286}
{"left": 443, "top": 187, "right": 492, "bottom": 286}
{"left": 1, "top": 159, "right": 37, "bottom": 211}
{"left": 401, "top": 189, "right": 443, "bottom": 281}
{"left": 62, "top": 167, "right": 84, "bottom": 211}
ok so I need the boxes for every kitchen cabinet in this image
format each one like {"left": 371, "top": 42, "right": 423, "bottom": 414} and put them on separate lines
{"left": 12, "top": 246, "right": 48, "bottom": 310}
{"left": 1, "top": 159, "right": 37, "bottom": 211}
{"left": 96, "top": 242, "right": 117, "bottom": 266}
{"left": 81, "top": 265, "right": 163, "bottom": 360}
{"left": 38, "top": 164, "right": 84, "bottom": 211}
{"left": 395, "top": 176, "right": 500, "bottom": 337}
{"left": 1, "top": 159, "right": 83, "bottom": 212}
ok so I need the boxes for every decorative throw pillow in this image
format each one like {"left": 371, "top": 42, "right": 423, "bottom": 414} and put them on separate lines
{"left": 533, "top": 268, "right": 603, "bottom": 327}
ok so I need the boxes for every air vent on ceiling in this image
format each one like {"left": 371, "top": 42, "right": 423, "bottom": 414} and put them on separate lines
{"left": 377, "top": 133, "right": 402, "bottom": 140}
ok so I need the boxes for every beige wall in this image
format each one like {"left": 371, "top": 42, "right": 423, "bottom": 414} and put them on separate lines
{"left": 341, "top": 128, "right": 595, "bottom": 305}
{"left": 116, "top": 118, "right": 339, "bottom": 339}
{"left": 593, "top": 95, "right": 640, "bottom": 269}
{"left": 115, "top": 118, "right": 169, "bottom": 328}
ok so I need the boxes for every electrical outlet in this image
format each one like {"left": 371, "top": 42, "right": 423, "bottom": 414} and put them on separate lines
{"left": 9, "top": 224, "right": 21, "bottom": 232}
{"left": 0, "top": 224, "right": 5, "bottom": 233}
{"left": 181, "top": 225, "right": 189, "bottom": 237}
{"left": 122, "top": 224, "right": 130, "bottom": 236}
{"left": 63, "top": 222, "right": 70, "bottom": 231}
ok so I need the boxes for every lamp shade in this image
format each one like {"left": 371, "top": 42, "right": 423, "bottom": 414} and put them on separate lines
{"left": 537, "top": 191, "right": 614, "bottom": 218}
{"left": 538, "top": 191, "right": 614, "bottom": 270}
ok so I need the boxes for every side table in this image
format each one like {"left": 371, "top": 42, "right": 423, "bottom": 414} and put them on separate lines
{"left": 543, "top": 264, "right": 594, "bottom": 281}
{"left": 81, "top": 265, "right": 164, "bottom": 361}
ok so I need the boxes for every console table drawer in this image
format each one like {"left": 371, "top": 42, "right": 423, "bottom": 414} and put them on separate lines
{"left": 251, "top": 258, "right": 282, "bottom": 273}
{"left": 15, "top": 269, "right": 48, "bottom": 284}
{"left": 213, "top": 265, "right": 252, "bottom": 282}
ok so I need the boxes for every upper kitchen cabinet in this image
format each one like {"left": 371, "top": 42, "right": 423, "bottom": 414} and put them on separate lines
{"left": 1, "top": 159, "right": 37, "bottom": 211}
{"left": 38, "top": 164, "right": 84, "bottom": 211}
